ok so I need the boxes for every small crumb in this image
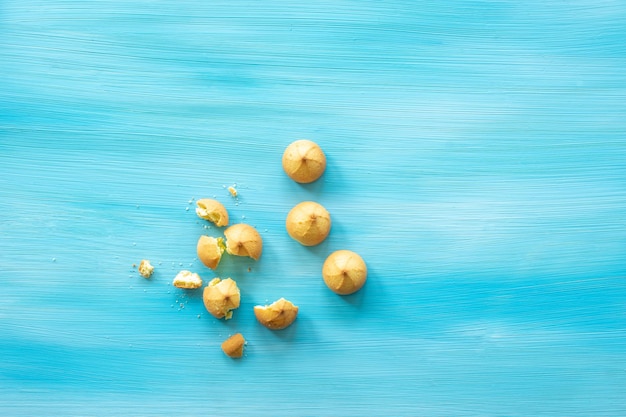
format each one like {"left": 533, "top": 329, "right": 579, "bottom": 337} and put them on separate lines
{"left": 185, "top": 207, "right": 190, "bottom": 211}
{"left": 248, "top": 267, "right": 252, "bottom": 272}
{"left": 52, "top": 258, "right": 57, "bottom": 262}
{"left": 228, "top": 185, "right": 238, "bottom": 197}
{"left": 132, "top": 263, "right": 137, "bottom": 268}
{"left": 197, "top": 314, "right": 201, "bottom": 319}
{"left": 132, "top": 242, "right": 137, "bottom": 246}
{"left": 138, "top": 260, "right": 154, "bottom": 278}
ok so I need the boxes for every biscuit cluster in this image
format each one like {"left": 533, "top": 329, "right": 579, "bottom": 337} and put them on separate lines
{"left": 138, "top": 140, "right": 367, "bottom": 359}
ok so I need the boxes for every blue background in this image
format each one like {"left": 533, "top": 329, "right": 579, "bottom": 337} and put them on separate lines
{"left": 1, "top": 1, "right": 626, "bottom": 415}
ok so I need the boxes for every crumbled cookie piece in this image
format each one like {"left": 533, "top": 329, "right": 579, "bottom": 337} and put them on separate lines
{"left": 138, "top": 260, "right": 154, "bottom": 278}
{"left": 197, "top": 236, "right": 225, "bottom": 270}
{"left": 195, "top": 199, "right": 229, "bottom": 227}
{"left": 254, "top": 298, "right": 299, "bottom": 330}
{"left": 172, "top": 270, "right": 203, "bottom": 289}
{"left": 224, "top": 224, "right": 263, "bottom": 260}
{"left": 221, "top": 333, "right": 246, "bottom": 358}
{"left": 203, "top": 277, "right": 240, "bottom": 319}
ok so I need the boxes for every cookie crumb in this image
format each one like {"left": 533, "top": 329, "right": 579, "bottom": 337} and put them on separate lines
{"left": 138, "top": 260, "right": 154, "bottom": 278}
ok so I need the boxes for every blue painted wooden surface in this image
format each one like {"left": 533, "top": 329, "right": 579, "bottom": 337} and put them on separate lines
{"left": 1, "top": 1, "right": 626, "bottom": 415}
